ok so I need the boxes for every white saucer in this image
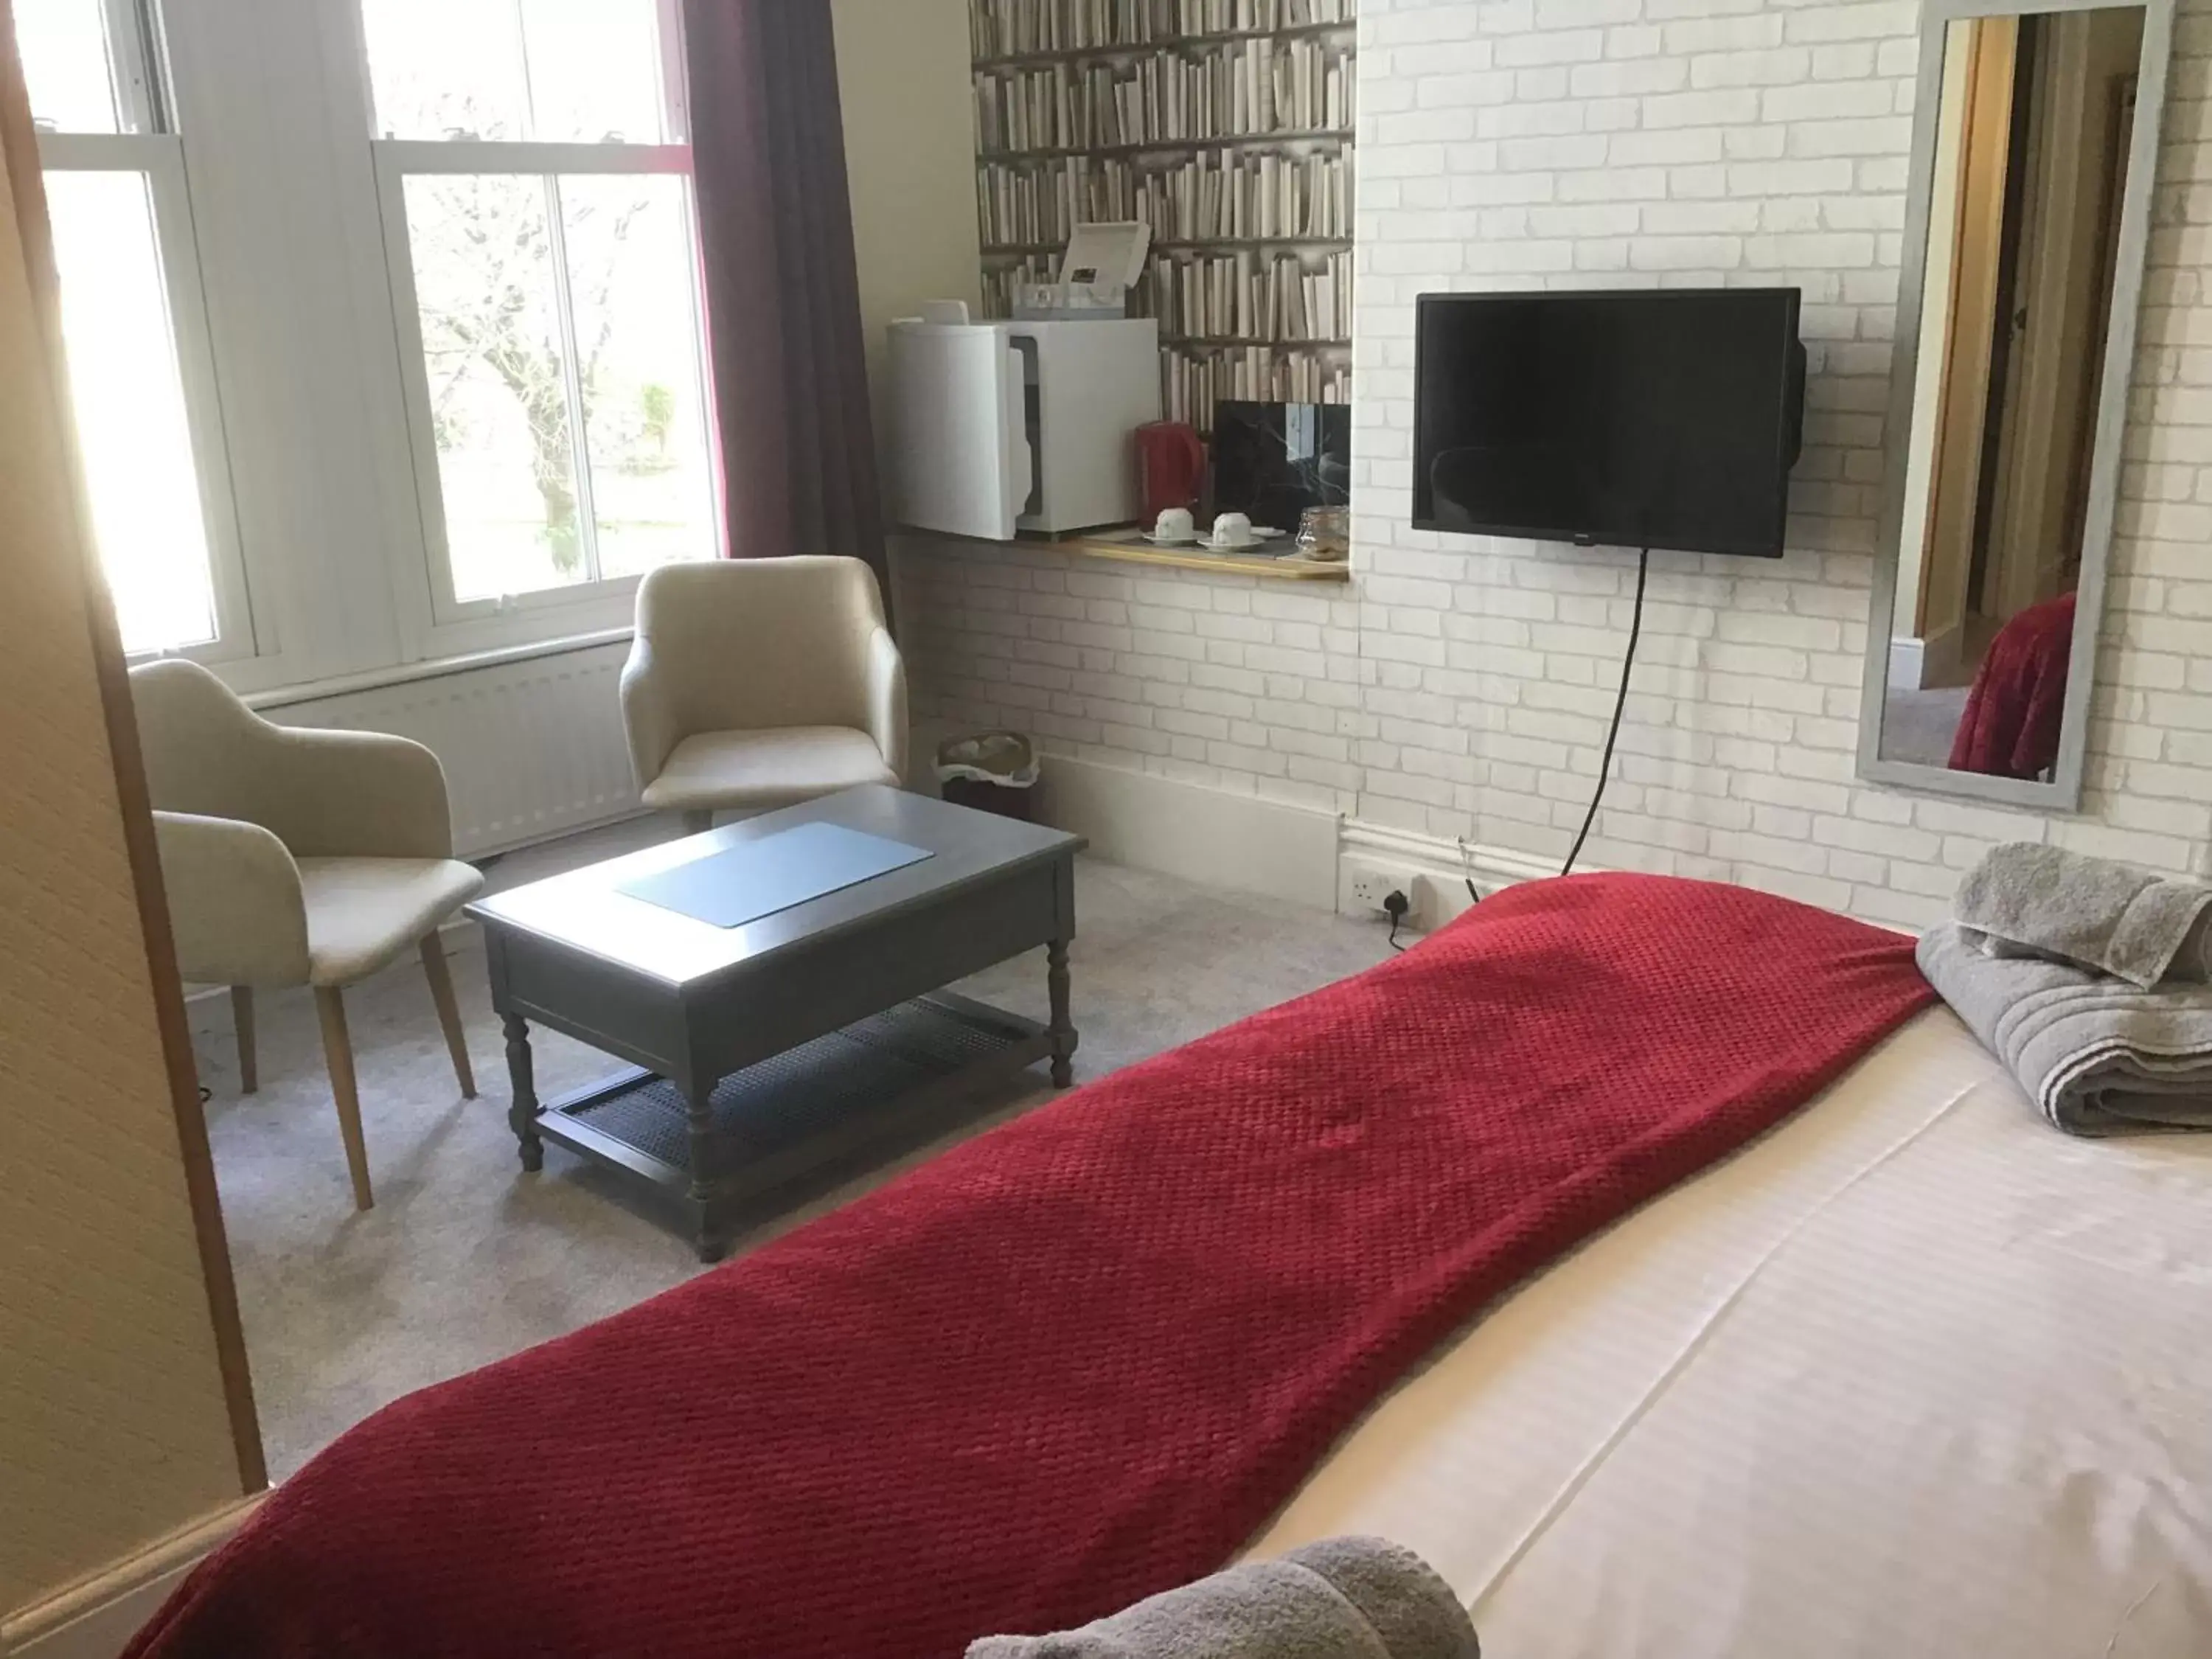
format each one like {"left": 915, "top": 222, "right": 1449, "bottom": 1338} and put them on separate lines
{"left": 1142, "top": 531, "right": 1200, "bottom": 546}
{"left": 1198, "top": 527, "right": 1286, "bottom": 552}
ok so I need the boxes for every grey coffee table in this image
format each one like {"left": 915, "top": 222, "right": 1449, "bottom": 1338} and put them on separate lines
{"left": 467, "top": 785, "right": 1083, "bottom": 1260}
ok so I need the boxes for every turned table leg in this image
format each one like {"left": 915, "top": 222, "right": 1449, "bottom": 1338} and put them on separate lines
{"left": 503, "top": 1012, "right": 543, "bottom": 1173}
{"left": 1047, "top": 937, "right": 1077, "bottom": 1088}
{"left": 685, "top": 1074, "right": 728, "bottom": 1263}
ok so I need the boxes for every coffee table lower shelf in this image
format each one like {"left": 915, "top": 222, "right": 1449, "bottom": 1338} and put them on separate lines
{"left": 533, "top": 992, "right": 1052, "bottom": 1252}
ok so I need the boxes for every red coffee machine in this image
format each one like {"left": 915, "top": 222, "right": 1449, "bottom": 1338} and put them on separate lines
{"left": 1136, "top": 421, "right": 1206, "bottom": 523}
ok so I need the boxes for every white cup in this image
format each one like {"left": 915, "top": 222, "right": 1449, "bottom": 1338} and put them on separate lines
{"left": 1210, "top": 512, "right": 1256, "bottom": 549}
{"left": 1153, "top": 507, "right": 1195, "bottom": 542}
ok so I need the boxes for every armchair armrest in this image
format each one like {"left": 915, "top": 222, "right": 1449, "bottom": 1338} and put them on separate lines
{"left": 865, "top": 625, "right": 909, "bottom": 785}
{"left": 258, "top": 726, "right": 458, "bottom": 860}
{"left": 619, "top": 633, "right": 682, "bottom": 792}
{"left": 153, "top": 812, "right": 310, "bottom": 988}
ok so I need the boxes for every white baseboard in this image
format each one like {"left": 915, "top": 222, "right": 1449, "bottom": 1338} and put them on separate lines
{"left": 3, "top": 1496, "right": 263, "bottom": 1659}
{"left": 1032, "top": 757, "right": 1343, "bottom": 911}
{"left": 1888, "top": 633, "right": 1927, "bottom": 692}
{"left": 1015, "top": 754, "right": 1564, "bottom": 928}
{"left": 1890, "top": 620, "right": 1962, "bottom": 692}
{"left": 1338, "top": 819, "right": 1565, "bottom": 931}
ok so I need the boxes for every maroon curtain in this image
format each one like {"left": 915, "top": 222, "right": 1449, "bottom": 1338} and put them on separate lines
{"left": 684, "top": 0, "right": 886, "bottom": 588}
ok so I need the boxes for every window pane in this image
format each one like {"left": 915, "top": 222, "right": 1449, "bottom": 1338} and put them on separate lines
{"left": 362, "top": 0, "right": 671, "bottom": 143}
{"left": 44, "top": 170, "right": 220, "bottom": 655}
{"left": 560, "top": 177, "right": 715, "bottom": 579}
{"left": 362, "top": 0, "right": 529, "bottom": 140}
{"left": 403, "top": 173, "right": 586, "bottom": 602}
{"left": 16, "top": 0, "right": 125, "bottom": 133}
{"left": 518, "top": 0, "right": 671, "bottom": 144}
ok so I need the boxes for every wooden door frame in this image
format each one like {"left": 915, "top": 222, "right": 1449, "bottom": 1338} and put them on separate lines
{"left": 1912, "top": 15, "right": 2017, "bottom": 661}
{"left": 1982, "top": 7, "right": 2145, "bottom": 625}
{"left": 0, "top": 14, "right": 265, "bottom": 1494}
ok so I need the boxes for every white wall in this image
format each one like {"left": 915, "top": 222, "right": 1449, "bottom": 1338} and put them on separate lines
{"left": 905, "top": 0, "right": 2212, "bottom": 931}
{"left": 832, "top": 0, "right": 985, "bottom": 459}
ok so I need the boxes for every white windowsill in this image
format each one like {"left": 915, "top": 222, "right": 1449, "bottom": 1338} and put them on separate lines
{"left": 244, "top": 626, "right": 636, "bottom": 712}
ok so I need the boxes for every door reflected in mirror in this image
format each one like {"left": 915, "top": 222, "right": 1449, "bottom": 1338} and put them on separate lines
{"left": 1880, "top": 6, "right": 2143, "bottom": 781}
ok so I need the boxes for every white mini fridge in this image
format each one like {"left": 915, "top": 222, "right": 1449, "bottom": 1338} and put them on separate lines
{"left": 886, "top": 314, "right": 1161, "bottom": 540}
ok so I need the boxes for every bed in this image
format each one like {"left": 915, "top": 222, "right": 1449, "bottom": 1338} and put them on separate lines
{"left": 127, "top": 876, "right": 2212, "bottom": 1658}
{"left": 1257, "top": 1005, "right": 2212, "bottom": 1655}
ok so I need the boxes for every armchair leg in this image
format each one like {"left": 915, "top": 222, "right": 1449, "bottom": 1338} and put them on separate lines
{"left": 314, "top": 987, "right": 375, "bottom": 1211}
{"left": 419, "top": 933, "right": 476, "bottom": 1099}
{"left": 231, "top": 986, "right": 257, "bottom": 1094}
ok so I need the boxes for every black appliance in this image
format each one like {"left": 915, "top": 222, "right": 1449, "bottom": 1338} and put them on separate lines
{"left": 1206, "top": 400, "right": 1352, "bottom": 529}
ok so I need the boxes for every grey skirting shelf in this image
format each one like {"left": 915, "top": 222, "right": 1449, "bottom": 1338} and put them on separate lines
{"left": 537, "top": 993, "right": 1050, "bottom": 1205}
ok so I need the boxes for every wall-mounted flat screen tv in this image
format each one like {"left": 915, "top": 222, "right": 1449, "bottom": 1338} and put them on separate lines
{"left": 1412, "top": 288, "right": 1806, "bottom": 558}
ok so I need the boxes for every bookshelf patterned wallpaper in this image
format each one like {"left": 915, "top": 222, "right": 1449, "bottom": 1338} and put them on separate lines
{"left": 969, "top": 0, "right": 1357, "bottom": 431}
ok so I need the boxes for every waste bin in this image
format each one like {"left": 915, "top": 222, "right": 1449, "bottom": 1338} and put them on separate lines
{"left": 935, "top": 731, "right": 1038, "bottom": 821}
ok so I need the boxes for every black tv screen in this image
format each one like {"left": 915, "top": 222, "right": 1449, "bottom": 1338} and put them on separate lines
{"left": 1412, "top": 288, "right": 1804, "bottom": 557}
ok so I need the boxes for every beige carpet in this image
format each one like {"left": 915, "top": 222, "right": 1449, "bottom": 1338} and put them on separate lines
{"left": 187, "top": 838, "right": 1394, "bottom": 1480}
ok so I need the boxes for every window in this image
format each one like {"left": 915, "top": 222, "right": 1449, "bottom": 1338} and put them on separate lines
{"left": 362, "top": 0, "right": 717, "bottom": 627}
{"left": 20, "top": 0, "right": 251, "bottom": 659}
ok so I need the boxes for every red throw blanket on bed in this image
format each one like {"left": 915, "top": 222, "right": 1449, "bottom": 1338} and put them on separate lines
{"left": 129, "top": 875, "right": 1930, "bottom": 1659}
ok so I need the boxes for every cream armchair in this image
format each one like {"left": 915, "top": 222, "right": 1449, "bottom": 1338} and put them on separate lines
{"left": 130, "top": 659, "right": 484, "bottom": 1210}
{"left": 619, "top": 556, "right": 908, "bottom": 832}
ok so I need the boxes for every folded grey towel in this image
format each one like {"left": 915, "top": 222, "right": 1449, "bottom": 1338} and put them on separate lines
{"left": 1919, "top": 922, "right": 2212, "bottom": 1134}
{"left": 1956, "top": 843, "right": 2212, "bottom": 989}
{"left": 965, "top": 1537, "right": 1478, "bottom": 1659}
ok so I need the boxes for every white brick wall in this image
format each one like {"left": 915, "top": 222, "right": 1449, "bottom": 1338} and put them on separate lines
{"left": 908, "top": 0, "right": 2212, "bottom": 930}
{"left": 903, "top": 541, "right": 1372, "bottom": 814}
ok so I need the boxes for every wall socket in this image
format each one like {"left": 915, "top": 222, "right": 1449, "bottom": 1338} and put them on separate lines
{"left": 1349, "top": 869, "right": 1416, "bottom": 915}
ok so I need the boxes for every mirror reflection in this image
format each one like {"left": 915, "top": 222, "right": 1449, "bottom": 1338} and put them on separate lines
{"left": 1879, "top": 7, "right": 2143, "bottom": 780}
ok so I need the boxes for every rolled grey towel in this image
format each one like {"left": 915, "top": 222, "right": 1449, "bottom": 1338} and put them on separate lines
{"left": 1956, "top": 842, "right": 2212, "bottom": 989}
{"left": 965, "top": 1537, "right": 1477, "bottom": 1659}
{"left": 1919, "top": 921, "right": 2212, "bottom": 1134}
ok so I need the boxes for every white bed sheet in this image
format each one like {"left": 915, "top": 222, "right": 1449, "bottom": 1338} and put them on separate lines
{"left": 1251, "top": 1008, "right": 2212, "bottom": 1658}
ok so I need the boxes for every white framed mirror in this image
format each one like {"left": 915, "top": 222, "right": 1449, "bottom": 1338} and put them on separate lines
{"left": 1860, "top": 0, "right": 2173, "bottom": 808}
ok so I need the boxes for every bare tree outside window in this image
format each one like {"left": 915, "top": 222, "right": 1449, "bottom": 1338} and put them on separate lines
{"left": 409, "top": 168, "right": 657, "bottom": 575}
{"left": 367, "top": 0, "right": 713, "bottom": 608}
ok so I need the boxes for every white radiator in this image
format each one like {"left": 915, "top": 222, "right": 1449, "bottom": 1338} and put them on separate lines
{"left": 270, "top": 641, "right": 644, "bottom": 858}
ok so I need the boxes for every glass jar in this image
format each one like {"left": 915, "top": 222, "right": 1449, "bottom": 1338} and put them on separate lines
{"left": 1295, "top": 505, "right": 1350, "bottom": 563}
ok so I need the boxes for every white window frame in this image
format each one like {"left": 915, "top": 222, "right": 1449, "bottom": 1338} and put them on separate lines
{"left": 35, "top": 0, "right": 258, "bottom": 667}
{"left": 363, "top": 0, "right": 720, "bottom": 653}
